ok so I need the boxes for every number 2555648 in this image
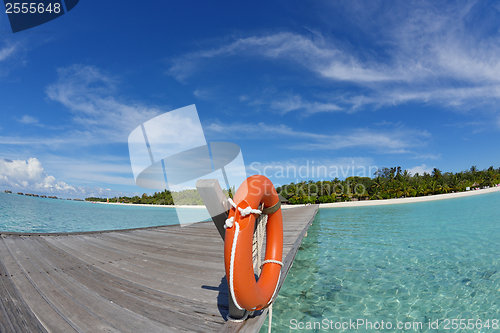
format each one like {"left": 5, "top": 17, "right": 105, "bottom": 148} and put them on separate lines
{"left": 5, "top": 3, "right": 61, "bottom": 14}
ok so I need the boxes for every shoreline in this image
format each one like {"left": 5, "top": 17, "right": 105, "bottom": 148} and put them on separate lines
{"left": 92, "top": 201, "right": 208, "bottom": 209}
{"left": 88, "top": 186, "right": 500, "bottom": 210}
{"left": 319, "top": 186, "right": 500, "bottom": 208}
{"left": 92, "top": 201, "right": 300, "bottom": 210}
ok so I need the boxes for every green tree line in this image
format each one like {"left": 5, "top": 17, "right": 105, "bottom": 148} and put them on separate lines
{"left": 86, "top": 166, "right": 499, "bottom": 206}
{"left": 276, "top": 166, "right": 500, "bottom": 205}
{"left": 86, "top": 187, "right": 234, "bottom": 205}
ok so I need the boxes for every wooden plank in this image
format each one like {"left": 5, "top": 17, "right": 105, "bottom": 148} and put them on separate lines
{"left": 0, "top": 239, "right": 48, "bottom": 333}
{"left": 45, "top": 236, "right": 225, "bottom": 291}
{"left": 19, "top": 236, "right": 220, "bottom": 332}
{"left": 34, "top": 237, "right": 227, "bottom": 325}
{"left": 3, "top": 236, "right": 125, "bottom": 333}
{"left": 0, "top": 237, "right": 78, "bottom": 333}
{"left": 0, "top": 205, "right": 318, "bottom": 333}
{"left": 43, "top": 236, "right": 224, "bottom": 305}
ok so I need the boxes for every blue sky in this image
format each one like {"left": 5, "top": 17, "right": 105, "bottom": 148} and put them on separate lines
{"left": 1, "top": 0, "right": 500, "bottom": 198}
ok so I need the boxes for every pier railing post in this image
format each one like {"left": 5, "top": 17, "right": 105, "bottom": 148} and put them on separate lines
{"left": 196, "top": 179, "right": 230, "bottom": 241}
{"left": 196, "top": 179, "right": 247, "bottom": 320}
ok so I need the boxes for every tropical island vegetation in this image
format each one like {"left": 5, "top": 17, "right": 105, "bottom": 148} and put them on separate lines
{"left": 85, "top": 166, "right": 500, "bottom": 205}
{"left": 85, "top": 188, "right": 233, "bottom": 205}
{"left": 277, "top": 165, "right": 500, "bottom": 204}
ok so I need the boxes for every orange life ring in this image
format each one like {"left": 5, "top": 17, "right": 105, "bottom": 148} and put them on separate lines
{"left": 224, "top": 175, "right": 283, "bottom": 311}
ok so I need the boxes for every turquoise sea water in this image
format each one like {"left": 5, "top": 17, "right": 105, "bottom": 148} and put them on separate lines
{"left": 261, "top": 191, "right": 500, "bottom": 333}
{"left": 0, "top": 192, "right": 205, "bottom": 233}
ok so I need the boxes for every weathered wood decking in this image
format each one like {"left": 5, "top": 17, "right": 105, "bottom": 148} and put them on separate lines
{"left": 0, "top": 204, "right": 318, "bottom": 333}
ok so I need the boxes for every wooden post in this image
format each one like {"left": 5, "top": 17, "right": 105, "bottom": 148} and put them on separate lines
{"left": 196, "top": 179, "right": 231, "bottom": 240}
{"left": 195, "top": 179, "right": 247, "bottom": 320}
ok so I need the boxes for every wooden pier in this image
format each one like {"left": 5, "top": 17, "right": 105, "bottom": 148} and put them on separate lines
{"left": 0, "top": 204, "right": 318, "bottom": 333}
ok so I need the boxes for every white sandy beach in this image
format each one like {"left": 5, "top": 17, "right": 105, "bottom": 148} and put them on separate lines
{"left": 319, "top": 185, "right": 500, "bottom": 208}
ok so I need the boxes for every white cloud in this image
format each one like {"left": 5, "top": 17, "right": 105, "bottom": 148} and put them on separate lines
{"left": 17, "top": 115, "right": 39, "bottom": 125}
{"left": 206, "top": 121, "right": 430, "bottom": 153}
{"left": 0, "top": 135, "right": 76, "bottom": 146}
{"left": 168, "top": 31, "right": 402, "bottom": 85}
{"left": 0, "top": 66, "right": 169, "bottom": 195}
{"left": 319, "top": 61, "right": 396, "bottom": 82}
{"left": 167, "top": 3, "right": 500, "bottom": 115}
{"left": 288, "top": 128, "right": 430, "bottom": 152}
{"left": 193, "top": 89, "right": 212, "bottom": 100}
{"left": 270, "top": 95, "right": 342, "bottom": 115}
{"left": 15, "top": 115, "right": 67, "bottom": 130}
{"left": 0, "top": 157, "right": 113, "bottom": 197}
{"left": 46, "top": 65, "right": 163, "bottom": 143}
{"left": 0, "top": 42, "right": 21, "bottom": 76}
{"left": 168, "top": 32, "right": 389, "bottom": 84}
{"left": 38, "top": 154, "right": 135, "bottom": 187}
{"left": 0, "top": 44, "right": 16, "bottom": 62}
{"left": 411, "top": 153, "right": 441, "bottom": 160}
{"left": 406, "top": 164, "right": 434, "bottom": 176}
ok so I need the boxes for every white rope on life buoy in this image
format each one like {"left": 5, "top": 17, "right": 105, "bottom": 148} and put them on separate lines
{"left": 228, "top": 219, "right": 243, "bottom": 310}
{"left": 224, "top": 195, "right": 283, "bottom": 326}
{"left": 224, "top": 216, "right": 234, "bottom": 229}
{"left": 227, "top": 197, "right": 262, "bottom": 216}
{"left": 260, "top": 259, "right": 284, "bottom": 269}
{"left": 224, "top": 197, "right": 262, "bottom": 228}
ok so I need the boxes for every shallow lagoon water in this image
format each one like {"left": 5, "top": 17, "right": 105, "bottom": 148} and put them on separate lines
{"left": 2, "top": 192, "right": 500, "bottom": 331}
{"left": 0, "top": 192, "right": 207, "bottom": 233}
{"left": 261, "top": 192, "right": 500, "bottom": 332}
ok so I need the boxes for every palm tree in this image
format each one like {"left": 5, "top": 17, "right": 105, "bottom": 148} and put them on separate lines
{"left": 371, "top": 176, "right": 384, "bottom": 192}
{"left": 441, "top": 182, "right": 451, "bottom": 193}
{"left": 432, "top": 168, "right": 442, "bottom": 179}
{"left": 484, "top": 170, "right": 496, "bottom": 187}
{"left": 399, "top": 181, "right": 413, "bottom": 197}
{"left": 370, "top": 191, "right": 383, "bottom": 200}
{"left": 414, "top": 183, "right": 427, "bottom": 196}
{"left": 389, "top": 167, "right": 396, "bottom": 182}
{"left": 472, "top": 175, "right": 483, "bottom": 187}
{"left": 429, "top": 180, "right": 441, "bottom": 195}
{"left": 448, "top": 174, "right": 459, "bottom": 191}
